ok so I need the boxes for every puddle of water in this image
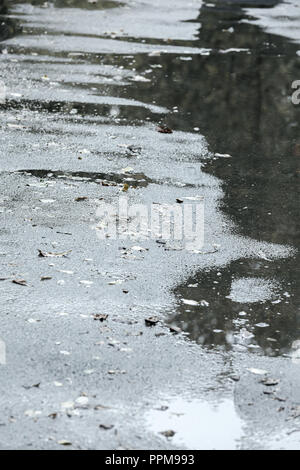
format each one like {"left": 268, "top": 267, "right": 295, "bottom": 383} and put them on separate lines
{"left": 147, "top": 397, "right": 244, "bottom": 450}
{"left": 227, "top": 277, "right": 279, "bottom": 304}
{"left": 171, "top": 258, "right": 298, "bottom": 356}
{"left": 13, "top": 0, "right": 123, "bottom": 10}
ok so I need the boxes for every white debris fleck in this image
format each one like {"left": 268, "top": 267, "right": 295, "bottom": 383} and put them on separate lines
{"left": 79, "top": 280, "right": 94, "bottom": 286}
{"left": 61, "top": 401, "right": 74, "bottom": 410}
{"left": 75, "top": 396, "right": 89, "bottom": 406}
{"left": 255, "top": 323, "right": 269, "bottom": 328}
{"left": 54, "top": 381, "right": 63, "bottom": 387}
{"left": 247, "top": 368, "right": 268, "bottom": 376}
{"left": 182, "top": 299, "right": 199, "bottom": 306}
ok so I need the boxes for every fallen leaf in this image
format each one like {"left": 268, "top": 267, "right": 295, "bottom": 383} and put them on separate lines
{"left": 145, "top": 316, "right": 159, "bottom": 326}
{"left": 99, "top": 424, "right": 114, "bottom": 430}
{"left": 58, "top": 440, "right": 72, "bottom": 446}
{"left": 94, "top": 404, "right": 110, "bottom": 411}
{"left": 160, "top": 430, "right": 175, "bottom": 438}
{"left": 292, "top": 406, "right": 300, "bottom": 418}
{"left": 229, "top": 375, "right": 240, "bottom": 382}
{"left": 157, "top": 125, "right": 173, "bottom": 134}
{"left": 261, "top": 378, "right": 280, "bottom": 387}
{"left": 23, "top": 383, "right": 40, "bottom": 390}
{"left": 38, "top": 249, "right": 71, "bottom": 258}
{"left": 41, "top": 276, "right": 52, "bottom": 281}
{"left": 127, "top": 145, "right": 142, "bottom": 154}
{"left": 274, "top": 396, "right": 286, "bottom": 403}
{"left": 75, "top": 197, "right": 88, "bottom": 202}
{"left": 94, "top": 314, "right": 108, "bottom": 322}
{"left": 12, "top": 279, "right": 27, "bottom": 286}
{"left": 168, "top": 325, "right": 182, "bottom": 334}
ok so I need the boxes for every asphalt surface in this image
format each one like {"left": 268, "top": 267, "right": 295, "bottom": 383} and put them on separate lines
{"left": 0, "top": 0, "right": 299, "bottom": 450}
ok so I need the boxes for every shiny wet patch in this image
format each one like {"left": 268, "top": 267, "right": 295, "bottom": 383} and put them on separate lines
{"left": 146, "top": 397, "right": 244, "bottom": 450}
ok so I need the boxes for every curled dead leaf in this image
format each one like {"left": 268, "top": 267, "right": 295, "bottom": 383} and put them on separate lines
{"left": 145, "top": 316, "right": 159, "bottom": 326}
{"left": 38, "top": 249, "right": 72, "bottom": 258}
{"left": 99, "top": 424, "right": 114, "bottom": 430}
{"left": 160, "top": 430, "right": 175, "bottom": 438}
{"left": 93, "top": 314, "right": 108, "bottom": 322}
{"left": 12, "top": 279, "right": 28, "bottom": 286}
{"left": 157, "top": 125, "right": 173, "bottom": 134}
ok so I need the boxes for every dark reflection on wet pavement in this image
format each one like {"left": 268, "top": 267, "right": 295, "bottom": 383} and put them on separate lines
{"left": 0, "top": 3, "right": 21, "bottom": 41}
{"left": 13, "top": 0, "right": 123, "bottom": 8}
{"left": 167, "top": 2, "right": 300, "bottom": 356}
{"left": 18, "top": 168, "right": 152, "bottom": 187}
{"left": 0, "top": 0, "right": 299, "bottom": 358}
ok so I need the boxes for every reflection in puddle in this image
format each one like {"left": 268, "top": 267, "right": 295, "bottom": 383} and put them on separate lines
{"left": 13, "top": 0, "right": 123, "bottom": 10}
{"left": 0, "top": 10, "right": 21, "bottom": 42}
{"left": 227, "top": 277, "right": 279, "bottom": 304}
{"left": 171, "top": 258, "right": 298, "bottom": 357}
{"left": 1, "top": 0, "right": 299, "bottom": 358}
{"left": 147, "top": 397, "right": 244, "bottom": 450}
{"left": 17, "top": 168, "right": 152, "bottom": 188}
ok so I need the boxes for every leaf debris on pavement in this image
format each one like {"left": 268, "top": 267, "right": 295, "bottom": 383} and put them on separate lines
{"left": 160, "top": 430, "right": 176, "bottom": 438}
{"left": 145, "top": 316, "right": 159, "bottom": 326}
{"left": 157, "top": 125, "right": 173, "bottom": 134}
{"left": 261, "top": 378, "right": 280, "bottom": 387}
{"left": 99, "top": 424, "right": 114, "bottom": 430}
{"left": 58, "top": 440, "right": 72, "bottom": 446}
{"left": 94, "top": 314, "right": 108, "bottom": 322}
{"left": 12, "top": 279, "right": 28, "bottom": 286}
{"left": 38, "top": 249, "right": 72, "bottom": 258}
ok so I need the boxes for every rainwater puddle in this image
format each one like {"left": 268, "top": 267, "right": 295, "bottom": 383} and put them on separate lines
{"left": 147, "top": 397, "right": 244, "bottom": 450}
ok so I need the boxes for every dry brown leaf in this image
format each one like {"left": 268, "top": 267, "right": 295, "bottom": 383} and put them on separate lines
{"left": 38, "top": 249, "right": 72, "bottom": 258}
{"left": 157, "top": 125, "right": 173, "bottom": 134}
{"left": 12, "top": 279, "right": 28, "bottom": 286}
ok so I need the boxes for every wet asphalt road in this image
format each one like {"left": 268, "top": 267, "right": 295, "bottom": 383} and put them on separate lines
{"left": 0, "top": 0, "right": 299, "bottom": 449}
